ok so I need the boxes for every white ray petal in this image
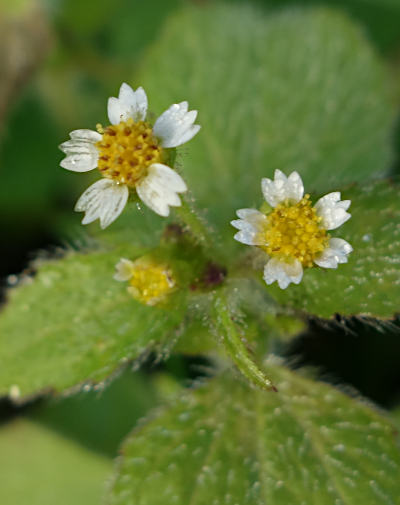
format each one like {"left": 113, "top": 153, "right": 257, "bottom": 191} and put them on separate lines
{"left": 107, "top": 83, "right": 148, "bottom": 125}
{"left": 314, "top": 238, "right": 353, "bottom": 269}
{"left": 114, "top": 258, "right": 135, "bottom": 281}
{"left": 75, "top": 179, "right": 129, "bottom": 228}
{"left": 60, "top": 152, "right": 98, "bottom": 172}
{"left": 107, "top": 97, "right": 124, "bottom": 125}
{"left": 287, "top": 171, "right": 304, "bottom": 203}
{"left": 261, "top": 170, "right": 304, "bottom": 207}
{"left": 263, "top": 258, "right": 303, "bottom": 289}
{"left": 136, "top": 165, "right": 185, "bottom": 216}
{"left": 60, "top": 139, "right": 99, "bottom": 155}
{"left": 231, "top": 208, "right": 267, "bottom": 245}
{"left": 153, "top": 102, "right": 200, "bottom": 148}
{"left": 236, "top": 208, "right": 263, "bottom": 219}
{"left": 233, "top": 229, "right": 259, "bottom": 245}
{"left": 314, "top": 192, "right": 351, "bottom": 230}
{"left": 60, "top": 130, "right": 100, "bottom": 172}
{"left": 148, "top": 163, "right": 187, "bottom": 192}
{"left": 69, "top": 129, "right": 102, "bottom": 142}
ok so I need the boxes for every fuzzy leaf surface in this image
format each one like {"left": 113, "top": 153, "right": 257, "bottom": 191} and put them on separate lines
{"left": 108, "top": 361, "right": 400, "bottom": 505}
{"left": 0, "top": 247, "right": 184, "bottom": 398}
{"left": 269, "top": 179, "right": 400, "bottom": 318}
{"left": 140, "top": 4, "right": 395, "bottom": 232}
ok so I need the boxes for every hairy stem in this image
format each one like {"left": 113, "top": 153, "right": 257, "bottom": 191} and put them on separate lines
{"left": 174, "top": 193, "right": 213, "bottom": 246}
{"left": 212, "top": 292, "right": 277, "bottom": 392}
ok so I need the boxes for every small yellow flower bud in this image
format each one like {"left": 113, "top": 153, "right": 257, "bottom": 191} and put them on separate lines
{"left": 114, "top": 257, "right": 175, "bottom": 306}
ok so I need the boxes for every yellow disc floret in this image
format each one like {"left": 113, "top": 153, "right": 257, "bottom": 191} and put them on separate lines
{"left": 259, "top": 195, "right": 329, "bottom": 267}
{"left": 96, "top": 119, "right": 164, "bottom": 187}
{"left": 126, "top": 258, "right": 175, "bottom": 306}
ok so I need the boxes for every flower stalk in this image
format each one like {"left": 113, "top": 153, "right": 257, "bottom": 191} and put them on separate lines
{"left": 174, "top": 194, "right": 213, "bottom": 246}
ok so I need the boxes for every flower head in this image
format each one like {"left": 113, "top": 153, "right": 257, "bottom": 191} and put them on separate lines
{"left": 114, "top": 257, "right": 175, "bottom": 306}
{"left": 60, "top": 83, "right": 200, "bottom": 228}
{"left": 231, "top": 170, "right": 352, "bottom": 289}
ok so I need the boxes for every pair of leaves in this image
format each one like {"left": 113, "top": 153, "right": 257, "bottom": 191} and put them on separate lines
{"left": 108, "top": 361, "right": 400, "bottom": 505}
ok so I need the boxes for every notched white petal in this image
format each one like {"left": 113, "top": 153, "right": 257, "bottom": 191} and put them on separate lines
{"left": 150, "top": 164, "right": 187, "bottom": 192}
{"left": 69, "top": 129, "right": 102, "bottom": 142}
{"left": 108, "top": 97, "right": 124, "bottom": 125}
{"left": 153, "top": 102, "right": 200, "bottom": 148}
{"left": 236, "top": 208, "right": 263, "bottom": 220}
{"left": 136, "top": 165, "right": 185, "bottom": 217}
{"left": 261, "top": 170, "right": 304, "bottom": 207}
{"left": 287, "top": 171, "right": 304, "bottom": 203}
{"left": 60, "top": 140, "right": 98, "bottom": 155}
{"left": 314, "top": 238, "right": 353, "bottom": 269}
{"left": 60, "top": 152, "right": 98, "bottom": 172}
{"left": 114, "top": 258, "right": 135, "bottom": 281}
{"left": 75, "top": 179, "right": 128, "bottom": 228}
{"left": 233, "top": 229, "right": 258, "bottom": 246}
{"left": 60, "top": 130, "right": 100, "bottom": 172}
{"left": 231, "top": 208, "right": 268, "bottom": 245}
{"left": 107, "top": 83, "right": 148, "bottom": 125}
{"left": 314, "top": 192, "right": 351, "bottom": 230}
{"left": 263, "top": 258, "right": 303, "bottom": 289}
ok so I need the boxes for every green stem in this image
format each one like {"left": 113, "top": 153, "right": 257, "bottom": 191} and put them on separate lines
{"left": 212, "top": 292, "right": 277, "bottom": 392}
{"left": 174, "top": 193, "right": 213, "bottom": 246}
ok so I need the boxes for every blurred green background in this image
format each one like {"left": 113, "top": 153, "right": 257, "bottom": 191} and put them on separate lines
{"left": 1, "top": 0, "right": 400, "bottom": 503}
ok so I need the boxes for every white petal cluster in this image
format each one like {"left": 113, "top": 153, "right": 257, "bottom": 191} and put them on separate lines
{"left": 261, "top": 169, "right": 304, "bottom": 207}
{"left": 314, "top": 192, "right": 351, "bottom": 230}
{"left": 59, "top": 83, "right": 200, "bottom": 228}
{"left": 60, "top": 129, "right": 101, "bottom": 172}
{"left": 232, "top": 170, "right": 353, "bottom": 289}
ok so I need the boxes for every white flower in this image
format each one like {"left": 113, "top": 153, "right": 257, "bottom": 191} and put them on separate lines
{"left": 114, "top": 257, "right": 175, "bottom": 306}
{"left": 231, "top": 170, "right": 352, "bottom": 289}
{"left": 59, "top": 83, "right": 200, "bottom": 228}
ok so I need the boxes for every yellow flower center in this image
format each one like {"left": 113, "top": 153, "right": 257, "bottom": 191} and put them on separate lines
{"left": 96, "top": 119, "right": 164, "bottom": 188}
{"left": 127, "top": 260, "right": 175, "bottom": 306}
{"left": 259, "top": 195, "right": 329, "bottom": 267}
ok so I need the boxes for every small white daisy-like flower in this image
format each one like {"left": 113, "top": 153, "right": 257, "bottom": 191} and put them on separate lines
{"left": 59, "top": 83, "right": 200, "bottom": 228}
{"left": 114, "top": 257, "right": 175, "bottom": 306}
{"left": 231, "top": 170, "right": 352, "bottom": 289}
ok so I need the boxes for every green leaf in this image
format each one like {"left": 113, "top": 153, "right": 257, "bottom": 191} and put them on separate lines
{"left": 140, "top": 4, "right": 395, "bottom": 231}
{"left": 0, "top": 418, "right": 111, "bottom": 505}
{"left": 269, "top": 179, "right": 400, "bottom": 319}
{"left": 0, "top": 246, "right": 185, "bottom": 398}
{"left": 108, "top": 361, "right": 400, "bottom": 505}
{"left": 239, "top": 0, "right": 400, "bottom": 54}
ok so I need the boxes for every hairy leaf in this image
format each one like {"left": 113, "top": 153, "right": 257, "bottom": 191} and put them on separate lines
{"left": 0, "top": 246, "right": 185, "bottom": 398}
{"left": 140, "top": 4, "right": 395, "bottom": 231}
{"left": 108, "top": 360, "right": 400, "bottom": 505}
